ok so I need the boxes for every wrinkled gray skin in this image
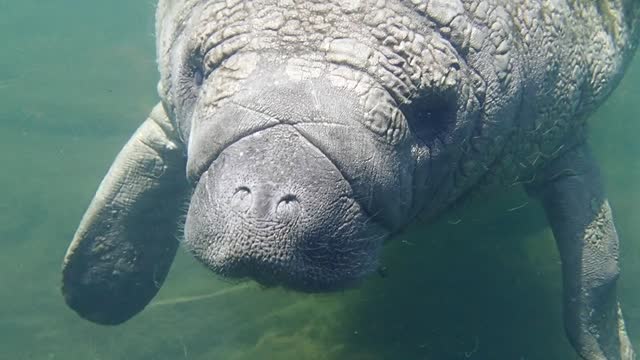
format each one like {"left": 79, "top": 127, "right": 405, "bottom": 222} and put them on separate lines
{"left": 62, "top": 1, "right": 640, "bottom": 359}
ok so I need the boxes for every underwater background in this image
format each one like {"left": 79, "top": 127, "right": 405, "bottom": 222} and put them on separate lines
{"left": 1, "top": 1, "right": 639, "bottom": 359}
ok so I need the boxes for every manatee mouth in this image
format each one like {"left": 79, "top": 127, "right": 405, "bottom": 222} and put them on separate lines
{"left": 184, "top": 125, "right": 389, "bottom": 291}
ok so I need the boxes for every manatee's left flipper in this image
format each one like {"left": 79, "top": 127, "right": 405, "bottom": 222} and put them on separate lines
{"left": 62, "top": 103, "right": 188, "bottom": 325}
{"left": 527, "top": 145, "right": 635, "bottom": 360}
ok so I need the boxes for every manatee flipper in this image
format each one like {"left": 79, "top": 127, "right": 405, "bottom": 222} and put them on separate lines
{"left": 527, "top": 145, "right": 635, "bottom": 360}
{"left": 62, "top": 103, "right": 188, "bottom": 325}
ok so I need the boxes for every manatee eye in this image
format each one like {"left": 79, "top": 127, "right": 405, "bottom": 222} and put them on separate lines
{"left": 402, "top": 93, "right": 457, "bottom": 144}
{"left": 193, "top": 67, "right": 204, "bottom": 87}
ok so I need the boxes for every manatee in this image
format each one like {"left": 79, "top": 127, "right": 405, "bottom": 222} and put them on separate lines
{"left": 62, "top": 1, "right": 640, "bottom": 358}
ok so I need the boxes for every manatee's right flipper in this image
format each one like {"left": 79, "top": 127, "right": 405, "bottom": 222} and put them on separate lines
{"left": 527, "top": 145, "right": 635, "bottom": 360}
{"left": 62, "top": 103, "right": 188, "bottom": 325}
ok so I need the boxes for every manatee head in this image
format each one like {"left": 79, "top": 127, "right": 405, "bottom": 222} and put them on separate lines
{"left": 155, "top": 1, "right": 487, "bottom": 291}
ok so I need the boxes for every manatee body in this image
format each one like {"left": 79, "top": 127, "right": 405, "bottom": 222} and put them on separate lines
{"left": 62, "top": 1, "right": 639, "bottom": 359}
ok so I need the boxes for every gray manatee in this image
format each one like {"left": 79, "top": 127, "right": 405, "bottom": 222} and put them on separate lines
{"left": 62, "top": 0, "right": 640, "bottom": 358}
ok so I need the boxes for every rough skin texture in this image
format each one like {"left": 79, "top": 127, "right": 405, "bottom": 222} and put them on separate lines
{"left": 527, "top": 145, "right": 634, "bottom": 360}
{"left": 156, "top": 0, "right": 639, "bottom": 217}
{"left": 61, "top": 1, "right": 640, "bottom": 359}
{"left": 62, "top": 104, "right": 188, "bottom": 324}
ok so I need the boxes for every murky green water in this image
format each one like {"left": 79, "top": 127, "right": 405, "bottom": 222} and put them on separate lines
{"left": 1, "top": 1, "right": 639, "bottom": 359}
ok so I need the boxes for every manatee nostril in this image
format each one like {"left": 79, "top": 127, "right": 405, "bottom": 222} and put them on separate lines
{"left": 276, "top": 194, "right": 300, "bottom": 219}
{"left": 279, "top": 194, "right": 298, "bottom": 205}
{"left": 231, "top": 186, "right": 252, "bottom": 212}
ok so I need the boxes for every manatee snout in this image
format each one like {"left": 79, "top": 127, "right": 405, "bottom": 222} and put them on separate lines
{"left": 184, "top": 125, "right": 388, "bottom": 291}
